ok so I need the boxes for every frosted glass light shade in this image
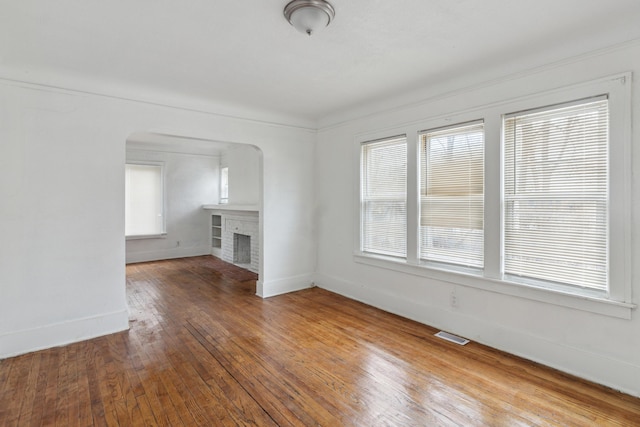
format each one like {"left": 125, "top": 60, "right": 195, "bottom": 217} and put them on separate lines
{"left": 284, "top": 0, "right": 335, "bottom": 36}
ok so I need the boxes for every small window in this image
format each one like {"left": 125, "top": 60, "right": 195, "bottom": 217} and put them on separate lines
{"left": 360, "top": 135, "right": 407, "bottom": 258}
{"left": 420, "top": 122, "right": 484, "bottom": 268}
{"left": 220, "top": 166, "right": 229, "bottom": 204}
{"left": 503, "top": 97, "right": 609, "bottom": 292}
{"left": 125, "top": 163, "right": 164, "bottom": 237}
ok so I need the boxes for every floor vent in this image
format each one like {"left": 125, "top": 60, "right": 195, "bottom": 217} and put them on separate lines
{"left": 435, "top": 331, "right": 470, "bottom": 346}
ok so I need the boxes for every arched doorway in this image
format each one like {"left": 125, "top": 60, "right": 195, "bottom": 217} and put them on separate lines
{"left": 124, "top": 131, "right": 263, "bottom": 288}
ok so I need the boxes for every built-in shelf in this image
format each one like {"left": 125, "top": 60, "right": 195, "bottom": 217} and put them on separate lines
{"left": 211, "top": 214, "right": 222, "bottom": 254}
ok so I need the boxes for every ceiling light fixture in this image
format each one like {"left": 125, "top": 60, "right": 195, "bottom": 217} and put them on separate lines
{"left": 284, "top": 0, "right": 335, "bottom": 36}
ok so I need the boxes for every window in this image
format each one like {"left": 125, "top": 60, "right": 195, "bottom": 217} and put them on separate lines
{"left": 220, "top": 166, "right": 229, "bottom": 204}
{"left": 420, "top": 122, "right": 484, "bottom": 268}
{"left": 504, "top": 97, "right": 608, "bottom": 291}
{"left": 360, "top": 136, "right": 407, "bottom": 258}
{"left": 355, "top": 74, "right": 631, "bottom": 317}
{"left": 125, "top": 163, "right": 164, "bottom": 237}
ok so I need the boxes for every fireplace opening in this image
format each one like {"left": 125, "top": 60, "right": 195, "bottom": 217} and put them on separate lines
{"left": 233, "top": 233, "right": 251, "bottom": 265}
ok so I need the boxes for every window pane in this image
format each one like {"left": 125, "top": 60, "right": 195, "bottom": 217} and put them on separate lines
{"left": 504, "top": 97, "right": 608, "bottom": 290}
{"left": 361, "top": 136, "right": 407, "bottom": 257}
{"left": 125, "top": 164, "right": 164, "bottom": 236}
{"left": 220, "top": 166, "right": 229, "bottom": 204}
{"left": 420, "top": 123, "right": 484, "bottom": 267}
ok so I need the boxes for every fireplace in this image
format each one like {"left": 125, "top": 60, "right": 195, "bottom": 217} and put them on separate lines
{"left": 233, "top": 233, "right": 251, "bottom": 265}
{"left": 220, "top": 212, "right": 259, "bottom": 273}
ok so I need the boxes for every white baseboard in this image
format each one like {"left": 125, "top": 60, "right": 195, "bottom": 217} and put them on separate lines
{"left": 315, "top": 272, "right": 640, "bottom": 398}
{"left": 0, "top": 309, "right": 130, "bottom": 359}
{"left": 126, "top": 246, "right": 211, "bottom": 264}
{"left": 257, "top": 273, "right": 315, "bottom": 298}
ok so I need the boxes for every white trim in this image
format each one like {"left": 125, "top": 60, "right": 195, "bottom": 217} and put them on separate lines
{"left": 0, "top": 310, "right": 129, "bottom": 359}
{"left": 257, "top": 273, "right": 315, "bottom": 298}
{"left": 0, "top": 75, "right": 317, "bottom": 131}
{"left": 125, "top": 246, "right": 211, "bottom": 264}
{"left": 318, "top": 39, "right": 640, "bottom": 130}
{"left": 354, "top": 253, "right": 634, "bottom": 319}
{"left": 202, "top": 204, "right": 260, "bottom": 212}
{"left": 125, "top": 233, "right": 167, "bottom": 240}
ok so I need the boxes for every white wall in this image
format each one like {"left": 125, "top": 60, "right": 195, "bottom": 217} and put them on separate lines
{"left": 125, "top": 149, "right": 219, "bottom": 263}
{"left": 315, "top": 42, "right": 640, "bottom": 397}
{"left": 0, "top": 79, "right": 316, "bottom": 358}
{"left": 225, "top": 144, "right": 260, "bottom": 206}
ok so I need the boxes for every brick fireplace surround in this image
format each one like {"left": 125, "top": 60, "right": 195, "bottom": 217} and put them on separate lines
{"left": 221, "top": 212, "right": 259, "bottom": 273}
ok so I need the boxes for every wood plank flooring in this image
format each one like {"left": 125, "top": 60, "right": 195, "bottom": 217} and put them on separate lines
{"left": 1, "top": 255, "right": 639, "bottom": 426}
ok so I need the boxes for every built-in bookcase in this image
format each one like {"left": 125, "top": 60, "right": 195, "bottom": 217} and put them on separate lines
{"left": 211, "top": 214, "right": 222, "bottom": 256}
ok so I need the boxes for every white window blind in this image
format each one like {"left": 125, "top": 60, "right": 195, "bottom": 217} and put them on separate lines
{"left": 419, "top": 122, "right": 484, "bottom": 267}
{"left": 125, "top": 163, "right": 164, "bottom": 237}
{"left": 361, "top": 136, "right": 407, "bottom": 258}
{"left": 504, "top": 97, "right": 609, "bottom": 291}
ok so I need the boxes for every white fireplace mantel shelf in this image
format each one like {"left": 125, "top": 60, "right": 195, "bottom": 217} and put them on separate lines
{"left": 202, "top": 204, "right": 259, "bottom": 213}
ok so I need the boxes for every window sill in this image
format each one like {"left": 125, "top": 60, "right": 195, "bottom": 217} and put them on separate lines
{"left": 354, "top": 253, "right": 636, "bottom": 320}
{"left": 126, "top": 233, "right": 167, "bottom": 240}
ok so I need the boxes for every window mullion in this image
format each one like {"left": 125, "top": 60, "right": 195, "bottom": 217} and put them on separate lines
{"left": 484, "top": 115, "right": 502, "bottom": 279}
{"left": 406, "top": 128, "right": 420, "bottom": 264}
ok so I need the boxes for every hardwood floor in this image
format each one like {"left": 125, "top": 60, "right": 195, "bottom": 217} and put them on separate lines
{"left": 1, "top": 256, "right": 639, "bottom": 426}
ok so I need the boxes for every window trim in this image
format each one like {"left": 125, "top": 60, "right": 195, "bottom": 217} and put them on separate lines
{"left": 353, "top": 73, "right": 634, "bottom": 319}
{"left": 125, "top": 161, "right": 167, "bottom": 239}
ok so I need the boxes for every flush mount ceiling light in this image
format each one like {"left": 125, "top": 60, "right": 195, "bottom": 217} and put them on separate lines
{"left": 284, "top": 0, "right": 335, "bottom": 36}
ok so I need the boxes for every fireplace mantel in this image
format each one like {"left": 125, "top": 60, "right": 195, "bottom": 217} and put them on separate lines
{"left": 202, "top": 204, "right": 259, "bottom": 214}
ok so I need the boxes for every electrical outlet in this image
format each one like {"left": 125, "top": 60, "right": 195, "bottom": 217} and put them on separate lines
{"left": 450, "top": 290, "right": 458, "bottom": 308}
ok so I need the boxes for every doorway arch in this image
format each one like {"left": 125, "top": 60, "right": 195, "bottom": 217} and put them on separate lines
{"left": 124, "top": 131, "right": 264, "bottom": 289}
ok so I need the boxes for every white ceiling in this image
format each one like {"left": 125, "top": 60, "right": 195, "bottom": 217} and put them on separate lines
{"left": 2, "top": 1, "right": 640, "bottom": 127}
